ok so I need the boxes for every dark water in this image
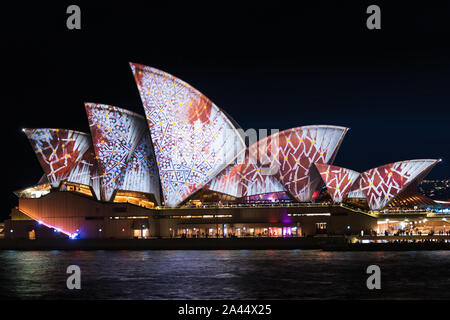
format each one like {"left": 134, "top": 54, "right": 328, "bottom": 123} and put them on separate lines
{"left": 0, "top": 250, "right": 449, "bottom": 299}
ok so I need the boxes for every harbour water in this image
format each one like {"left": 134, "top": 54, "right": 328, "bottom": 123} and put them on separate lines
{"left": 0, "top": 250, "right": 449, "bottom": 299}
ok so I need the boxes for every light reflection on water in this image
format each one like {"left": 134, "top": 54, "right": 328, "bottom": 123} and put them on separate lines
{"left": 0, "top": 250, "right": 450, "bottom": 300}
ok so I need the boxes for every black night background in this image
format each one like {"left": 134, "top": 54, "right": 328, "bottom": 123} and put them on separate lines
{"left": 1, "top": 0, "right": 449, "bottom": 220}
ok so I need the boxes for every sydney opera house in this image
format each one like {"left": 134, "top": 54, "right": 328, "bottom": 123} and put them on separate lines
{"left": 4, "top": 63, "right": 449, "bottom": 240}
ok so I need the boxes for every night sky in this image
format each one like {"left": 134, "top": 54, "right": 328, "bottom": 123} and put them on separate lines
{"left": 2, "top": 1, "right": 449, "bottom": 219}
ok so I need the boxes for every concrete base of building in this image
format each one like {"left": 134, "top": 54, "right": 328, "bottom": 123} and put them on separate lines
{"left": 6, "top": 191, "right": 379, "bottom": 240}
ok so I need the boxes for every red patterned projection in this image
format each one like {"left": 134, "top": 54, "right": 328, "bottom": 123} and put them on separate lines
{"left": 24, "top": 128, "right": 93, "bottom": 188}
{"left": 130, "top": 63, "right": 245, "bottom": 207}
{"left": 347, "top": 176, "right": 365, "bottom": 198}
{"left": 208, "top": 125, "right": 348, "bottom": 201}
{"left": 359, "top": 159, "right": 439, "bottom": 210}
{"left": 314, "top": 163, "right": 360, "bottom": 203}
{"left": 207, "top": 150, "right": 285, "bottom": 198}
{"left": 85, "top": 103, "right": 151, "bottom": 201}
{"left": 265, "top": 125, "right": 347, "bottom": 202}
{"left": 68, "top": 144, "right": 101, "bottom": 200}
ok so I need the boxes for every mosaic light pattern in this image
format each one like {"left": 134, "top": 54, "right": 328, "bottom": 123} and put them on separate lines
{"left": 24, "top": 128, "right": 93, "bottom": 188}
{"left": 130, "top": 63, "right": 245, "bottom": 207}
{"left": 208, "top": 125, "right": 348, "bottom": 202}
{"left": 314, "top": 163, "right": 360, "bottom": 203}
{"left": 122, "top": 131, "right": 161, "bottom": 205}
{"left": 359, "top": 159, "right": 439, "bottom": 210}
{"left": 85, "top": 103, "right": 153, "bottom": 201}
